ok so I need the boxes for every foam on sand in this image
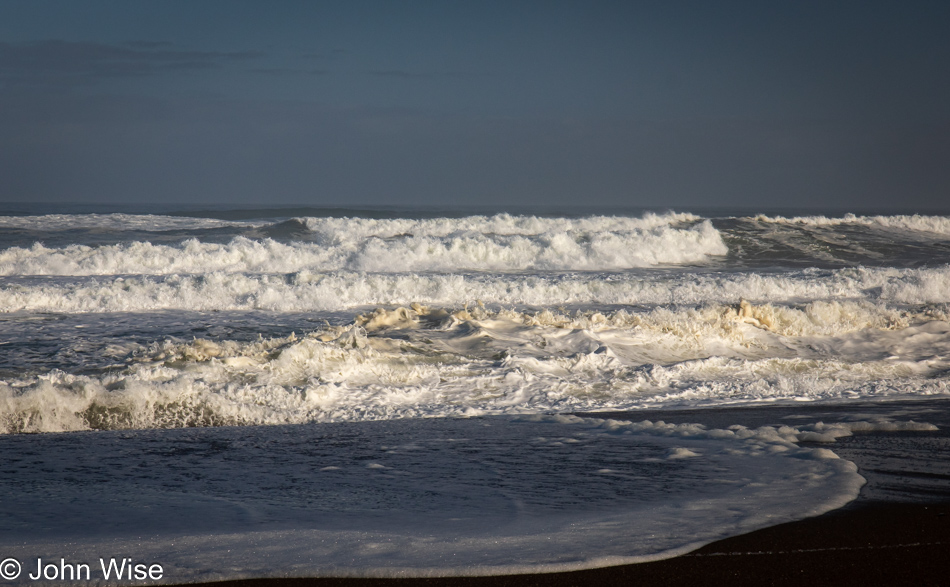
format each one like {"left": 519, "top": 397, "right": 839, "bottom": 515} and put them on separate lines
{"left": 0, "top": 415, "right": 873, "bottom": 581}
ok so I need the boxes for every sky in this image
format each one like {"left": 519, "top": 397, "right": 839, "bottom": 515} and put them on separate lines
{"left": 0, "top": 0, "right": 948, "bottom": 212}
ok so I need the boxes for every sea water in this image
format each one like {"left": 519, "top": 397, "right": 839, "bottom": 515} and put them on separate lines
{"left": 0, "top": 207, "right": 946, "bottom": 581}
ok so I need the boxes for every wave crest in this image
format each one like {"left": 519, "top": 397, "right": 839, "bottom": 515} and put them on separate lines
{"left": 2, "top": 301, "right": 948, "bottom": 433}
{"left": 0, "top": 213, "right": 725, "bottom": 276}
{"left": 3, "top": 265, "right": 950, "bottom": 313}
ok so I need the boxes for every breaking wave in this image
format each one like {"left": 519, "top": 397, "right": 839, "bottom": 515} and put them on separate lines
{"left": 2, "top": 265, "right": 950, "bottom": 313}
{"left": 1, "top": 209, "right": 948, "bottom": 434}
{"left": 0, "top": 213, "right": 725, "bottom": 276}
{"left": 1, "top": 302, "right": 947, "bottom": 433}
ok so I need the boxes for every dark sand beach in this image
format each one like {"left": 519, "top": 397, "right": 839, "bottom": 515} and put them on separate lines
{"left": 185, "top": 501, "right": 950, "bottom": 587}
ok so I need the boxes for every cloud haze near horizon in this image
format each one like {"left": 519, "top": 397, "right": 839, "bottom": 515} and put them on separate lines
{"left": 0, "top": 1, "right": 947, "bottom": 212}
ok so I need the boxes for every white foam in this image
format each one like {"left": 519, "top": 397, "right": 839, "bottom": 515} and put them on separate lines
{"left": 0, "top": 213, "right": 253, "bottom": 231}
{"left": 0, "top": 213, "right": 725, "bottom": 276}
{"left": 3, "top": 265, "right": 950, "bottom": 313}
{"left": 296, "top": 211, "right": 704, "bottom": 241}
{"left": 2, "top": 305, "right": 947, "bottom": 433}
{"left": 790, "top": 419, "right": 938, "bottom": 442}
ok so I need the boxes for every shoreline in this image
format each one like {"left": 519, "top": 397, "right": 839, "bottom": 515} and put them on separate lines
{"left": 178, "top": 500, "right": 950, "bottom": 587}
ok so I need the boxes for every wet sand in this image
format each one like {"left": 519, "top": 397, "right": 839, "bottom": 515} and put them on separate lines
{"left": 183, "top": 501, "right": 949, "bottom": 587}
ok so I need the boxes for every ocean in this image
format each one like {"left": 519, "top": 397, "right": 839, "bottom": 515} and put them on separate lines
{"left": 0, "top": 206, "right": 947, "bottom": 583}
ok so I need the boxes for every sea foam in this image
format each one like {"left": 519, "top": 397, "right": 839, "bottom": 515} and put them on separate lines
{"left": 3, "top": 265, "right": 950, "bottom": 313}
{"left": 0, "top": 213, "right": 724, "bottom": 276}
{"left": 2, "top": 303, "right": 947, "bottom": 433}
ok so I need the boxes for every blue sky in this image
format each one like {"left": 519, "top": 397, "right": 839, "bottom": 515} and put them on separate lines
{"left": 0, "top": 1, "right": 947, "bottom": 211}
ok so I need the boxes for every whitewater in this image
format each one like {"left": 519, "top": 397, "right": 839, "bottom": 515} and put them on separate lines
{"left": 0, "top": 208, "right": 947, "bottom": 583}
